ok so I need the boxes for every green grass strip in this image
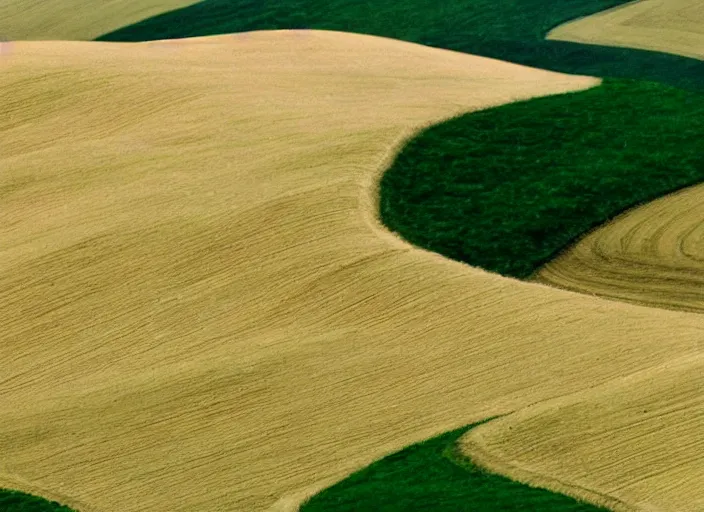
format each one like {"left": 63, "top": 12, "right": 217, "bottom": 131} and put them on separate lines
{"left": 0, "top": 490, "right": 75, "bottom": 512}
{"left": 301, "top": 419, "right": 608, "bottom": 511}
{"left": 381, "top": 78, "right": 704, "bottom": 278}
{"left": 96, "top": 0, "right": 704, "bottom": 91}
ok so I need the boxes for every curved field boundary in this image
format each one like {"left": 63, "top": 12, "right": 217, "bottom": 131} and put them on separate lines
{"left": 0, "top": 0, "right": 201, "bottom": 41}
{"left": 4, "top": 32, "right": 648, "bottom": 512}
{"left": 0, "top": 450, "right": 96, "bottom": 512}
{"left": 6, "top": 0, "right": 704, "bottom": 510}
{"left": 379, "top": 78, "right": 704, "bottom": 278}
{"left": 90, "top": 0, "right": 704, "bottom": 300}
{"left": 0, "top": 490, "right": 75, "bottom": 512}
{"left": 0, "top": 480, "right": 85, "bottom": 512}
{"left": 262, "top": 74, "right": 704, "bottom": 510}
{"left": 531, "top": 182, "right": 704, "bottom": 313}
{"left": 299, "top": 420, "right": 614, "bottom": 512}
{"left": 93, "top": 0, "right": 704, "bottom": 91}
{"left": 312, "top": 78, "right": 704, "bottom": 507}
{"left": 548, "top": 0, "right": 704, "bottom": 61}
{"left": 460, "top": 354, "right": 704, "bottom": 511}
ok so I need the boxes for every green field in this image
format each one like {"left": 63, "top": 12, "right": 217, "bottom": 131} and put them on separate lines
{"left": 301, "top": 420, "right": 609, "bottom": 511}
{"left": 381, "top": 78, "right": 704, "bottom": 278}
{"left": 0, "top": 490, "right": 75, "bottom": 512}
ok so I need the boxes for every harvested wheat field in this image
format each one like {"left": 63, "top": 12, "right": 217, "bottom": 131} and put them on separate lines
{"left": 547, "top": 0, "right": 704, "bottom": 61}
{"left": 531, "top": 183, "right": 704, "bottom": 314}
{"left": 460, "top": 353, "right": 704, "bottom": 511}
{"left": 0, "top": 30, "right": 617, "bottom": 511}
{"left": 0, "top": 0, "right": 199, "bottom": 41}
{"left": 2, "top": 28, "right": 704, "bottom": 512}
{"left": 475, "top": 181, "right": 704, "bottom": 510}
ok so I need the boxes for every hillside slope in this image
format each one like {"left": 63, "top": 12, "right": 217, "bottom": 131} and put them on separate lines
{"left": 548, "top": 0, "right": 704, "bottom": 61}
{"left": 0, "top": 0, "right": 199, "bottom": 40}
{"left": 94, "top": 0, "right": 704, "bottom": 91}
{"left": 0, "top": 31, "right": 633, "bottom": 511}
{"left": 531, "top": 182, "right": 704, "bottom": 313}
{"left": 461, "top": 354, "right": 704, "bottom": 511}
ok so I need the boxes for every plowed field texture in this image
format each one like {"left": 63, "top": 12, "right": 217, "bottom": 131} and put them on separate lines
{"left": 0, "top": 0, "right": 702, "bottom": 511}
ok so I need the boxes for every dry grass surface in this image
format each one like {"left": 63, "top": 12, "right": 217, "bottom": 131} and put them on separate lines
{"left": 1, "top": 29, "right": 701, "bottom": 511}
{"left": 470, "top": 182, "right": 704, "bottom": 509}
{"left": 0, "top": 0, "right": 199, "bottom": 41}
{"left": 531, "top": 183, "right": 704, "bottom": 314}
{"left": 547, "top": 0, "right": 704, "bottom": 60}
{"left": 461, "top": 6, "right": 704, "bottom": 509}
{"left": 459, "top": 353, "right": 704, "bottom": 511}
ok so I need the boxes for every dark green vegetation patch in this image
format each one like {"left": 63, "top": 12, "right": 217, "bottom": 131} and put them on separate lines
{"left": 381, "top": 78, "right": 704, "bottom": 278}
{"left": 0, "top": 490, "right": 75, "bottom": 512}
{"left": 301, "top": 420, "right": 609, "bottom": 511}
{"left": 95, "top": 0, "right": 704, "bottom": 281}
{"left": 97, "top": 0, "right": 704, "bottom": 91}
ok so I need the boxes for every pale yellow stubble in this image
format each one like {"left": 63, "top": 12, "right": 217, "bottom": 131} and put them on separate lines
{"left": 460, "top": 353, "right": 704, "bottom": 511}
{"left": 531, "top": 183, "right": 704, "bottom": 314}
{"left": 548, "top": 0, "right": 704, "bottom": 60}
{"left": 0, "top": 0, "right": 200, "bottom": 41}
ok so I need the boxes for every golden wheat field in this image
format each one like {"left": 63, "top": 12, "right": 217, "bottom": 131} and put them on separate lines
{"left": 0, "top": 31, "right": 608, "bottom": 511}
{"left": 467, "top": 3, "right": 704, "bottom": 509}
{"left": 465, "top": 180, "right": 704, "bottom": 512}
{"left": 460, "top": 353, "right": 704, "bottom": 511}
{"left": 0, "top": 0, "right": 199, "bottom": 41}
{"left": 531, "top": 183, "right": 704, "bottom": 314}
{"left": 2, "top": 25, "right": 704, "bottom": 512}
{"left": 547, "top": 0, "right": 704, "bottom": 60}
